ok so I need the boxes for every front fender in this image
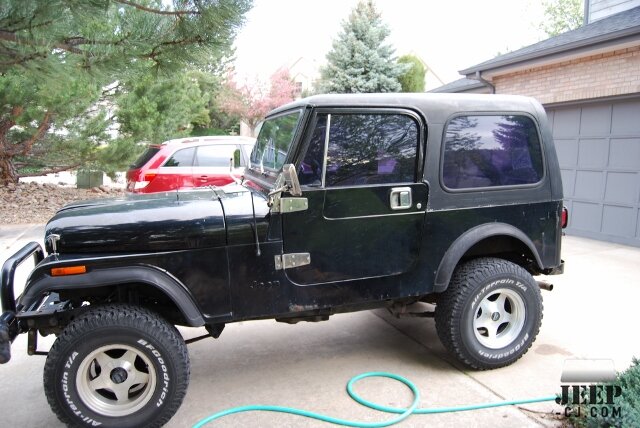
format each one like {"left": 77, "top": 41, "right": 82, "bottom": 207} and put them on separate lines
{"left": 20, "top": 264, "right": 205, "bottom": 327}
{"left": 433, "top": 222, "right": 544, "bottom": 292}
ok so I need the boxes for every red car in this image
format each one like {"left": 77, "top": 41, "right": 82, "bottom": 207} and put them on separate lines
{"left": 126, "top": 136, "right": 255, "bottom": 193}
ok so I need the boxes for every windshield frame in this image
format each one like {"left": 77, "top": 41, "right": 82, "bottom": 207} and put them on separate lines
{"left": 245, "top": 108, "right": 306, "bottom": 189}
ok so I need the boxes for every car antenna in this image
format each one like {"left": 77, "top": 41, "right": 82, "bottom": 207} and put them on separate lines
{"left": 250, "top": 192, "right": 261, "bottom": 256}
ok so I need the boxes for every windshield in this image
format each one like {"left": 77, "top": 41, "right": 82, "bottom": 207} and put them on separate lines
{"left": 250, "top": 110, "right": 302, "bottom": 172}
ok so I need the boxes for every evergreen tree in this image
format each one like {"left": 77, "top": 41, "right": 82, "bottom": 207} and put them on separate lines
{"left": 316, "top": 0, "right": 406, "bottom": 94}
{"left": 397, "top": 55, "right": 426, "bottom": 92}
{"left": 0, "top": 0, "right": 251, "bottom": 185}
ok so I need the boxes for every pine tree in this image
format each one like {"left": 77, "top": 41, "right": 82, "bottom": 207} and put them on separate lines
{"left": 316, "top": 0, "right": 406, "bottom": 94}
{"left": 0, "top": 0, "right": 251, "bottom": 185}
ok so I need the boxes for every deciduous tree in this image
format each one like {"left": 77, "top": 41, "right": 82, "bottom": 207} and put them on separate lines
{"left": 397, "top": 55, "right": 426, "bottom": 92}
{"left": 219, "top": 68, "right": 297, "bottom": 135}
{"left": 540, "top": 0, "right": 584, "bottom": 37}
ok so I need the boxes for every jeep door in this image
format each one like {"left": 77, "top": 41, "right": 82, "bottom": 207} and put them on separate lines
{"left": 281, "top": 109, "right": 428, "bottom": 288}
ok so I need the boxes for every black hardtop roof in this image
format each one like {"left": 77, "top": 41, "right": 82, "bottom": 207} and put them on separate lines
{"left": 268, "top": 93, "right": 543, "bottom": 124}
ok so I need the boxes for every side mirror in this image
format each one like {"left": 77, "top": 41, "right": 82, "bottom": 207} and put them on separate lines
{"left": 267, "top": 163, "right": 303, "bottom": 206}
{"left": 282, "top": 163, "right": 302, "bottom": 196}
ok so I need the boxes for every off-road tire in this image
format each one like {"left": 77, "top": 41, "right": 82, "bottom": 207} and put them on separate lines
{"left": 435, "top": 257, "right": 543, "bottom": 370}
{"left": 44, "top": 304, "right": 189, "bottom": 428}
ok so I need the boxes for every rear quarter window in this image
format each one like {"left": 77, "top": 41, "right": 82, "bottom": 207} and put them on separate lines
{"left": 130, "top": 147, "right": 160, "bottom": 169}
{"left": 442, "top": 115, "right": 543, "bottom": 190}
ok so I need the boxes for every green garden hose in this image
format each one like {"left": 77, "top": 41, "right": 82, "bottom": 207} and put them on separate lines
{"left": 192, "top": 371, "right": 556, "bottom": 427}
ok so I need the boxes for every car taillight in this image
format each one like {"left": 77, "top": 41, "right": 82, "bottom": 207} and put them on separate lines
{"left": 130, "top": 170, "right": 157, "bottom": 190}
{"left": 561, "top": 206, "right": 569, "bottom": 229}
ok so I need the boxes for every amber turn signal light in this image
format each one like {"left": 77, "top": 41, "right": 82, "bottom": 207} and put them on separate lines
{"left": 51, "top": 266, "right": 87, "bottom": 276}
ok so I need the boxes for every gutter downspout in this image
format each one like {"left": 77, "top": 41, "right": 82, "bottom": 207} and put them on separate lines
{"left": 474, "top": 71, "right": 495, "bottom": 94}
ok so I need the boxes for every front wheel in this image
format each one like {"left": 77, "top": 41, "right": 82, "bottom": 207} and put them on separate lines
{"left": 435, "top": 258, "right": 543, "bottom": 370}
{"left": 44, "top": 305, "right": 190, "bottom": 428}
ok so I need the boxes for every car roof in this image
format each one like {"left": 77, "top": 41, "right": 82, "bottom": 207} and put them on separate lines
{"left": 160, "top": 136, "right": 255, "bottom": 147}
{"left": 267, "top": 93, "right": 544, "bottom": 124}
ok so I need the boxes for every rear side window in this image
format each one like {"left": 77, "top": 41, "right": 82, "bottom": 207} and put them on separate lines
{"left": 131, "top": 147, "right": 160, "bottom": 169}
{"left": 442, "top": 115, "right": 543, "bottom": 189}
{"left": 163, "top": 147, "right": 195, "bottom": 167}
{"left": 325, "top": 113, "right": 418, "bottom": 187}
{"left": 195, "top": 144, "right": 238, "bottom": 167}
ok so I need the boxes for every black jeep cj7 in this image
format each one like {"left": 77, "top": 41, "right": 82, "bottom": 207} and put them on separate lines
{"left": 0, "top": 94, "right": 566, "bottom": 427}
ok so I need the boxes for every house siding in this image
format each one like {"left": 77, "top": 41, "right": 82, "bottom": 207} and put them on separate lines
{"left": 588, "top": 0, "right": 640, "bottom": 23}
{"left": 493, "top": 46, "right": 640, "bottom": 104}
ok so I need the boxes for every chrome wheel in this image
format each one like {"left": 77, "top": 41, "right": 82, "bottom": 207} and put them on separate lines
{"left": 473, "top": 288, "right": 526, "bottom": 349}
{"left": 76, "top": 344, "right": 157, "bottom": 417}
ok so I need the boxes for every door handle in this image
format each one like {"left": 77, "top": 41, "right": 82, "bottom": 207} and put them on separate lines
{"left": 390, "top": 187, "right": 412, "bottom": 210}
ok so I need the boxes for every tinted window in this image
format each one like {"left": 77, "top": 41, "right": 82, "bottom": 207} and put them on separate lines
{"left": 325, "top": 114, "right": 418, "bottom": 187}
{"left": 298, "top": 114, "right": 327, "bottom": 186}
{"left": 131, "top": 147, "right": 160, "bottom": 169}
{"left": 442, "top": 115, "right": 543, "bottom": 189}
{"left": 195, "top": 144, "right": 238, "bottom": 167}
{"left": 163, "top": 147, "right": 195, "bottom": 167}
{"left": 250, "top": 110, "right": 302, "bottom": 171}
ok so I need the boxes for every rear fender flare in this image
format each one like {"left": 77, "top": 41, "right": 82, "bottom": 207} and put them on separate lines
{"left": 19, "top": 265, "right": 205, "bottom": 326}
{"left": 433, "top": 223, "right": 543, "bottom": 293}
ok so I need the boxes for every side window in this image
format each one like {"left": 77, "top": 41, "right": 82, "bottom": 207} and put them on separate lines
{"left": 299, "top": 114, "right": 327, "bottom": 186}
{"left": 442, "top": 115, "right": 543, "bottom": 189}
{"left": 163, "top": 147, "right": 195, "bottom": 167}
{"left": 325, "top": 114, "right": 418, "bottom": 187}
{"left": 195, "top": 145, "right": 237, "bottom": 167}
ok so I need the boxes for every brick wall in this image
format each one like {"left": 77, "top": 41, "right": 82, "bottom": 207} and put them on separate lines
{"left": 493, "top": 46, "right": 640, "bottom": 104}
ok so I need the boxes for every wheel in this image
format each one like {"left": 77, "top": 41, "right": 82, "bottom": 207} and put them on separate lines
{"left": 44, "top": 305, "right": 190, "bottom": 428}
{"left": 435, "top": 257, "right": 543, "bottom": 370}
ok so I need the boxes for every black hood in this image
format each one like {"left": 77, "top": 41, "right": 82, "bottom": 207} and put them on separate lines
{"left": 44, "top": 186, "right": 270, "bottom": 254}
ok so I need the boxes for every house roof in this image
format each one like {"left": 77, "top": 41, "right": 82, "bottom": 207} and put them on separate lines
{"left": 429, "top": 78, "right": 485, "bottom": 93}
{"left": 460, "top": 6, "right": 640, "bottom": 76}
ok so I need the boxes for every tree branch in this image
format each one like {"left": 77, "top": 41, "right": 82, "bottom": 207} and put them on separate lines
{"left": 18, "top": 163, "right": 81, "bottom": 178}
{"left": 145, "top": 36, "right": 205, "bottom": 60}
{"left": 16, "top": 111, "right": 52, "bottom": 156}
{"left": 113, "top": 1, "right": 200, "bottom": 16}
{"left": 0, "top": 30, "right": 89, "bottom": 56}
{"left": 0, "top": 106, "right": 23, "bottom": 143}
{"left": 63, "top": 34, "right": 129, "bottom": 47}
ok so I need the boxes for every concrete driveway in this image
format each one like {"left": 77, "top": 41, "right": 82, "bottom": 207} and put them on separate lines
{"left": 1, "top": 226, "right": 638, "bottom": 427}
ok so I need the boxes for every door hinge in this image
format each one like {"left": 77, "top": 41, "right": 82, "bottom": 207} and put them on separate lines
{"left": 272, "top": 197, "right": 308, "bottom": 213}
{"left": 275, "top": 253, "right": 311, "bottom": 270}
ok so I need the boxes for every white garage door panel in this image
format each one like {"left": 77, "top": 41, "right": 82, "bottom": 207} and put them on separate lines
{"left": 548, "top": 98, "right": 640, "bottom": 247}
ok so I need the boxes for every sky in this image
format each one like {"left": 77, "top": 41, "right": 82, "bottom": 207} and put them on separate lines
{"left": 232, "top": 0, "right": 548, "bottom": 90}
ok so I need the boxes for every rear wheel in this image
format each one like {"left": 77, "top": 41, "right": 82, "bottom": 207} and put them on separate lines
{"left": 44, "top": 304, "right": 189, "bottom": 428}
{"left": 435, "top": 257, "right": 543, "bottom": 369}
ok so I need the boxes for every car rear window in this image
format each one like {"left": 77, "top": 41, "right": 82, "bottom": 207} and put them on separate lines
{"left": 442, "top": 115, "right": 543, "bottom": 190}
{"left": 194, "top": 144, "right": 238, "bottom": 167}
{"left": 130, "top": 147, "right": 160, "bottom": 169}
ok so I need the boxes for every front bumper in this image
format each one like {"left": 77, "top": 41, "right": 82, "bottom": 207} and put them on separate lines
{"left": 0, "top": 242, "right": 44, "bottom": 364}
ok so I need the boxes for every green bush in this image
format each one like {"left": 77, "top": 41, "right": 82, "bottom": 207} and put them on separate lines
{"left": 563, "top": 358, "right": 640, "bottom": 427}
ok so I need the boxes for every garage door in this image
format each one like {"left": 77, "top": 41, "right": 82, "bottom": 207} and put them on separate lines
{"left": 547, "top": 98, "right": 640, "bottom": 247}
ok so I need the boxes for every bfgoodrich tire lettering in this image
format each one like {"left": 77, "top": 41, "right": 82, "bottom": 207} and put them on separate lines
{"left": 44, "top": 305, "right": 189, "bottom": 428}
{"left": 435, "top": 258, "right": 543, "bottom": 370}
